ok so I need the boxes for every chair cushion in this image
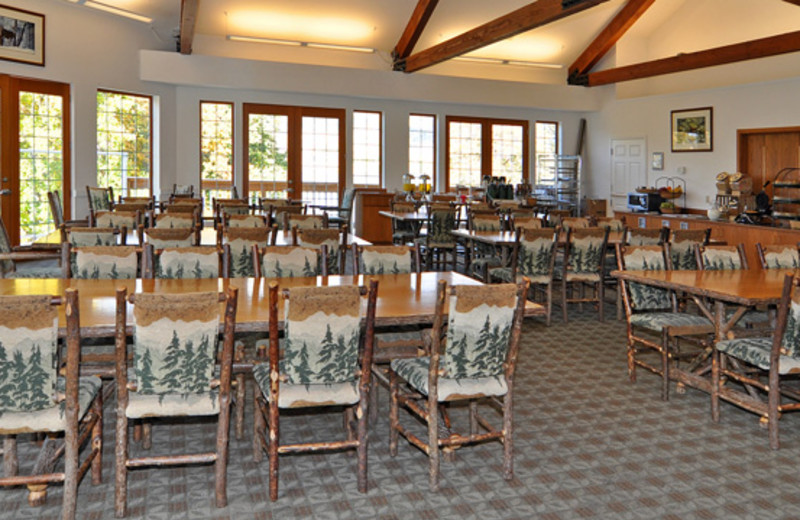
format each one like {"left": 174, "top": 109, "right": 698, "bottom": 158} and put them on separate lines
{"left": 489, "top": 267, "right": 551, "bottom": 285}
{"left": 252, "top": 363, "right": 359, "bottom": 408}
{"left": 390, "top": 357, "right": 508, "bottom": 401}
{"left": 726, "top": 308, "right": 770, "bottom": 325}
{"left": 630, "top": 311, "right": 712, "bottom": 332}
{"left": 5, "top": 266, "right": 63, "bottom": 278}
{"left": 126, "top": 390, "right": 220, "bottom": 419}
{"left": 0, "top": 376, "right": 102, "bottom": 434}
{"left": 716, "top": 337, "right": 800, "bottom": 374}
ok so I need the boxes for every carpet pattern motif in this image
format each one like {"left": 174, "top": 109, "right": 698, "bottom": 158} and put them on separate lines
{"left": 4, "top": 308, "right": 800, "bottom": 519}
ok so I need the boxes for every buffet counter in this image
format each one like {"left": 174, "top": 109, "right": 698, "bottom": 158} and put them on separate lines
{"left": 614, "top": 210, "right": 800, "bottom": 269}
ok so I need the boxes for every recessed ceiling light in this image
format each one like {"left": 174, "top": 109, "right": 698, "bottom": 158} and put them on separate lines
{"left": 68, "top": 0, "right": 152, "bottom": 23}
{"left": 226, "top": 35, "right": 375, "bottom": 54}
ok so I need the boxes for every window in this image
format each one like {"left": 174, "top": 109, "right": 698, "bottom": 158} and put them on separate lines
{"left": 445, "top": 116, "right": 528, "bottom": 191}
{"left": 352, "top": 111, "right": 381, "bottom": 187}
{"left": 534, "top": 121, "right": 559, "bottom": 185}
{"left": 97, "top": 90, "right": 152, "bottom": 197}
{"left": 200, "top": 101, "right": 234, "bottom": 214}
{"left": 409, "top": 114, "right": 436, "bottom": 191}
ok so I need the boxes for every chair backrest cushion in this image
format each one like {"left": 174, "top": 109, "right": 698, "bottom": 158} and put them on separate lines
{"left": 428, "top": 210, "right": 456, "bottom": 244}
{"left": 0, "top": 295, "right": 58, "bottom": 412}
{"left": 298, "top": 228, "right": 341, "bottom": 274}
{"left": 701, "top": 246, "right": 743, "bottom": 270}
{"left": 87, "top": 187, "right": 111, "bottom": 211}
{"left": 517, "top": 228, "right": 557, "bottom": 278}
{"left": 282, "top": 285, "right": 362, "bottom": 384}
{"left": 762, "top": 246, "right": 800, "bottom": 269}
{"left": 146, "top": 228, "right": 195, "bottom": 248}
{"left": 95, "top": 210, "right": 138, "bottom": 230}
{"left": 68, "top": 227, "right": 117, "bottom": 247}
{"left": 567, "top": 228, "right": 607, "bottom": 274}
{"left": 359, "top": 246, "right": 413, "bottom": 274}
{"left": 287, "top": 214, "right": 324, "bottom": 230}
{"left": 225, "top": 228, "right": 271, "bottom": 277}
{"left": 261, "top": 246, "right": 319, "bottom": 278}
{"left": 622, "top": 246, "right": 672, "bottom": 311}
{"left": 73, "top": 245, "right": 139, "bottom": 279}
{"left": 442, "top": 284, "right": 518, "bottom": 379}
{"left": 471, "top": 215, "right": 501, "bottom": 232}
{"left": 227, "top": 214, "right": 266, "bottom": 228}
{"left": 132, "top": 292, "right": 220, "bottom": 395}
{"left": 156, "top": 247, "right": 219, "bottom": 279}
{"left": 155, "top": 214, "right": 194, "bottom": 229}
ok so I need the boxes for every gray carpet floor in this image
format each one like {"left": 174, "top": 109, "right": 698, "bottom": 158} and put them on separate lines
{"left": 4, "top": 307, "right": 800, "bottom": 519}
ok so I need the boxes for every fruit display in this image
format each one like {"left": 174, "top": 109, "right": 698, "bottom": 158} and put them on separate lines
{"left": 658, "top": 185, "right": 683, "bottom": 199}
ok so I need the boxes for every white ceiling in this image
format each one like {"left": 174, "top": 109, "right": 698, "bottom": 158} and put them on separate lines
{"left": 61, "top": 0, "right": 800, "bottom": 85}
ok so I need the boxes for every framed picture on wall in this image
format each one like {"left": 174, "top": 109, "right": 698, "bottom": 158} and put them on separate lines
{"left": 671, "top": 107, "right": 712, "bottom": 152}
{"left": 0, "top": 4, "right": 45, "bottom": 66}
{"left": 651, "top": 152, "right": 664, "bottom": 170}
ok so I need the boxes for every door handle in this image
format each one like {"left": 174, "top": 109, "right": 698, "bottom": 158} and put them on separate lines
{"left": 0, "top": 189, "right": 11, "bottom": 196}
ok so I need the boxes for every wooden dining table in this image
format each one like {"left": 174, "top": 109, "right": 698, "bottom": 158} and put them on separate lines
{"left": 612, "top": 267, "right": 791, "bottom": 419}
{"left": 0, "top": 272, "right": 545, "bottom": 338}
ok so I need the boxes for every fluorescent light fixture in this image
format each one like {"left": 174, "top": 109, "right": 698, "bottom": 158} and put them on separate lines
{"left": 454, "top": 56, "right": 563, "bottom": 69}
{"left": 69, "top": 0, "right": 152, "bottom": 23}
{"left": 227, "top": 35, "right": 374, "bottom": 54}
{"left": 226, "top": 35, "right": 302, "bottom": 46}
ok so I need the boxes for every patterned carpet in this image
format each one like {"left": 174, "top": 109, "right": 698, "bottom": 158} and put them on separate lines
{"left": 4, "top": 307, "right": 800, "bottom": 519}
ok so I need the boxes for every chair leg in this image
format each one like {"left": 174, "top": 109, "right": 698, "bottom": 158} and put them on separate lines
{"left": 3, "top": 436, "right": 18, "bottom": 477}
{"left": 268, "top": 400, "right": 280, "bottom": 501}
{"left": 428, "top": 396, "right": 440, "bottom": 491}
{"left": 215, "top": 393, "right": 232, "bottom": 508}
{"left": 711, "top": 346, "right": 720, "bottom": 423}
{"left": 598, "top": 281, "right": 604, "bottom": 322}
{"left": 661, "top": 329, "right": 670, "bottom": 401}
{"left": 344, "top": 407, "right": 356, "bottom": 441}
{"left": 502, "top": 391, "right": 514, "bottom": 480}
{"left": 114, "top": 413, "right": 129, "bottom": 517}
{"left": 356, "top": 401, "right": 369, "bottom": 493}
{"left": 545, "top": 284, "right": 552, "bottom": 327}
{"left": 768, "top": 366, "right": 780, "bottom": 450}
{"left": 469, "top": 400, "right": 478, "bottom": 435}
{"left": 253, "top": 395, "right": 265, "bottom": 462}
{"left": 235, "top": 373, "right": 246, "bottom": 440}
{"left": 142, "top": 422, "right": 152, "bottom": 450}
{"left": 562, "top": 279, "right": 568, "bottom": 323}
{"left": 389, "top": 370, "right": 399, "bottom": 457}
{"left": 63, "top": 414, "right": 79, "bottom": 520}
{"left": 91, "top": 392, "right": 104, "bottom": 485}
{"left": 369, "top": 373, "right": 379, "bottom": 425}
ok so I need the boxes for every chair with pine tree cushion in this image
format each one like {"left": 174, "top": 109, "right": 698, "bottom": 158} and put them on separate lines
{"left": 0, "top": 215, "right": 63, "bottom": 279}
{"left": 144, "top": 227, "right": 198, "bottom": 248}
{"left": 353, "top": 244, "right": 421, "bottom": 276}
{"left": 561, "top": 227, "right": 609, "bottom": 322}
{"left": 284, "top": 213, "right": 327, "bottom": 231}
{"left": 627, "top": 227, "right": 666, "bottom": 246}
{"left": 466, "top": 213, "right": 503, "bottom": 278}
{"left": 254, "top": 245, "right": 325, "bottom": 278}
{"left": 757, "top": 243, "right": 800, "bottom": 269}
{"left": 144, "top": 245, "right": 221, "bottom": 279}
{"left": 48, "top": 190, "right": 88, "bottom": 230}
{"left": 221, "top": 227, "right": 271, "bottom": 277}
{"left": 389, "top": 279, "right": 529, "bottom": 491}
{"left": 272, "top": 205, "right": 304, "bottom": 230}
{"left": 666, "top": 229, "right": 709, "bottom": 270}
{"left": 315, "top": 187, "right": 356, "bottom": 229}
{"left": 561, "top": 217, "right": 591, "bottom": 231}
{"left": 617, "top": 244, "right": 714, "bottom": 401}
{"left": 86, "top": 186, "right": 114, "bottom": 217}
{"left": 696, "top": 243, "right": 770, "bottom": 327}
{"left": 510, "top": 216, "right": 543, "bottom": 230}
{"left": 113, "top": 287, "right": 238, "bottom": 516}
{"left": 153, "top": 213, "right": 196, "bottom": 229}
{"left": 712, "top": 273, "right": 800, "bottom": 449}
{"left": 488, "top": 227, "right": 558, "bottom": 326}
{"left": 63, "top": 244, "right": 141, "bottom": 279}
{"left": 415, "top": 209, "right": 458, "bottom": 271}
{"left": 390, "top": 201, "right": 419, "bottom": 245}
{"left": 594, "top": 217, "right": 626, "bottom": 232}
{"left": 225, "top": 214, "right": 267, "bottom": 229}
{"left": 171, "top": 183, "right": 194, "bottom": 197}
{"left": 0, "top": 290, "right": 103, "bottom": 519}
{"left": 296, "top": 227, "right": 347, "bottom": 275}
{"left": 93, "top": 210, "right": 141, "bottom": 233}
{"left": 66, "top": 227, "right": 120, "bottom": 247}
{"left": 252, "top": 281, "right": 379, "bottom": 501}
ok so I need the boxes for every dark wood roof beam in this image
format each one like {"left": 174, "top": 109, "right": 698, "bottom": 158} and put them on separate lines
{"left": 583, "top": 29, "right": 800, "bottom": 86}
{"left": 403, "top": 0, "right": 611, "bottom": 74}
{"left": 179, "top": 0, "right": 199, "bottom": 55}
{"left": 393, "top": 0, "right": 439, "bottom": 70}
{"left": 568, "top": 0, "right": 655, "bottom": 84}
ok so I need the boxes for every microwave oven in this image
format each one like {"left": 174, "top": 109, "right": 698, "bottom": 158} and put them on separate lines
{"left": 627, "top": 192, "right": 662, "bottom": 212}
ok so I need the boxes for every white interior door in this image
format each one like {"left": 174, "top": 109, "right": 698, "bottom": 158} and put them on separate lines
{"left": 610, "top": 138, "right": 646, "bottom": 211}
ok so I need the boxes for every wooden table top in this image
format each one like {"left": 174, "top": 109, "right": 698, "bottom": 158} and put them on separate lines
{"left": 378, "top": 210, "right": 430, "bottom": 222}
{"left": 451, "top": 229, "right": 628, "bottom": 246}
{"left": 613, "top": 268, "right": 796, "bottom": 306}
{"left": 0, "top": 272, "right": 544, "bottom": 337}
{"left": 36, "top": 228, "right": 371, "bottom": 247}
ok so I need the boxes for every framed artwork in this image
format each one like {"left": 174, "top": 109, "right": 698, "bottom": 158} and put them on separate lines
{"left": 671, "top": 107, "right": 712, "bottom": 152}
{"left": 651, "top": 152, "right": 664, "bottom": 170}
{"left": 0, "top": 4, "right": 44, "bottom": 66}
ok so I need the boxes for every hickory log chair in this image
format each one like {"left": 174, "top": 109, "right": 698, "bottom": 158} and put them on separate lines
{"left": 113, "top": 287, "right": 238, "bottom": 517}
{"left": 295, "top": 226, "right": 348, "bottom": 275}
{"left": 626, "top": 227, "right": 666, "bottom": 246}
{"left": 617, "top": 245, "right": 714, "bottom": 401}
{"left": 390, "top": 201, "right": 419, "bottom": 245}
{"left": 713, "top": 273, "right": 800, "bottom": 449}
{"left": 561, "top": 227, "right": 609, "bottom": 323}
{"left": 143, "top": 245, "right": 221, "bottom": 279}
{"left": 283, "top": 212, "right": 327, "bottom": 231}
{"left": 221, "top": 227, "right": 272, "bottom": 278}
{"left": 666, "top": 229, "right": 710, "bottom": 271}
{"left": 0, "top": 290, "right": 103, "bottom": 520}
{"left": 316, "top": 187, "right": 356, "bottom": 229}
{"left": 86, "top": 186, "right": 114, "bottom": 222}
{"left": 47, "top": 190, "right": 88, "bottom": 230}
{"left": 389, "top": 279, "right": 529, "bottom": 491}
{"left": 756, "top": 242, "right": 800, "bottom": 269}
{"left": 487, "top": 227, "right": 559, "bottom": 326}
{"left": 466, "top": 211, "right": 503, "bottom": 278}
{"left": 64, "top": 227, "right": 122, "bottom": 247}
{"left": 415, "top": 208, "right": 458, "bottom": 271}
{"left": 252, "top": 280, "right": 379, "bottom": 500}
{"left": 143, "top": 227, "right": 198, "bottom": 249}
{"left": 0, "top": 215, "right": 63, "bottom": 278}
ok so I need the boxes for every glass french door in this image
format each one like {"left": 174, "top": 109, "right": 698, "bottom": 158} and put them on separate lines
{"left": 243, "top": 104, "right": 345, "bottom": 207}
{"left": 0, "top": 75, "right": 70, "bottom": 245}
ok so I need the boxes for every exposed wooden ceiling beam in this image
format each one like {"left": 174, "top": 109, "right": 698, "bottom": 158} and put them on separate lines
{"left": 579, "top": 29, "right": 800, "bottom": 86}
{"left": 393, "top": 0, "right": 439, "bottom": 63}
{"left": 783, "top": 0, "right": 800, "bottom": 6}
{"left": 179, "top": 0, "right": 199, "bottom": 55}
{"left": 568, "top": 0, "right": 655, "bottom": 82}
{"left": 399, "top": 0, "right": 611, "bottom": 73}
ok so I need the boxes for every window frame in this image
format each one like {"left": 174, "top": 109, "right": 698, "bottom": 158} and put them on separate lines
{"left": 445, "top": 115, "right": 529, "bottom": 191}
{"left": 352, "top": 109, "right": 383, "bottom": 188}
{"left": 534, "top": 120, "right": 560, "bottom": 185}
{"left": 199, "top": 100, "right": 235, "bottom": 210}
{"left": 408, "top": 113, "right": 437, "bottom": 192}
{"left": 96, "top": 88, "right": 154, "bottom": 197}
